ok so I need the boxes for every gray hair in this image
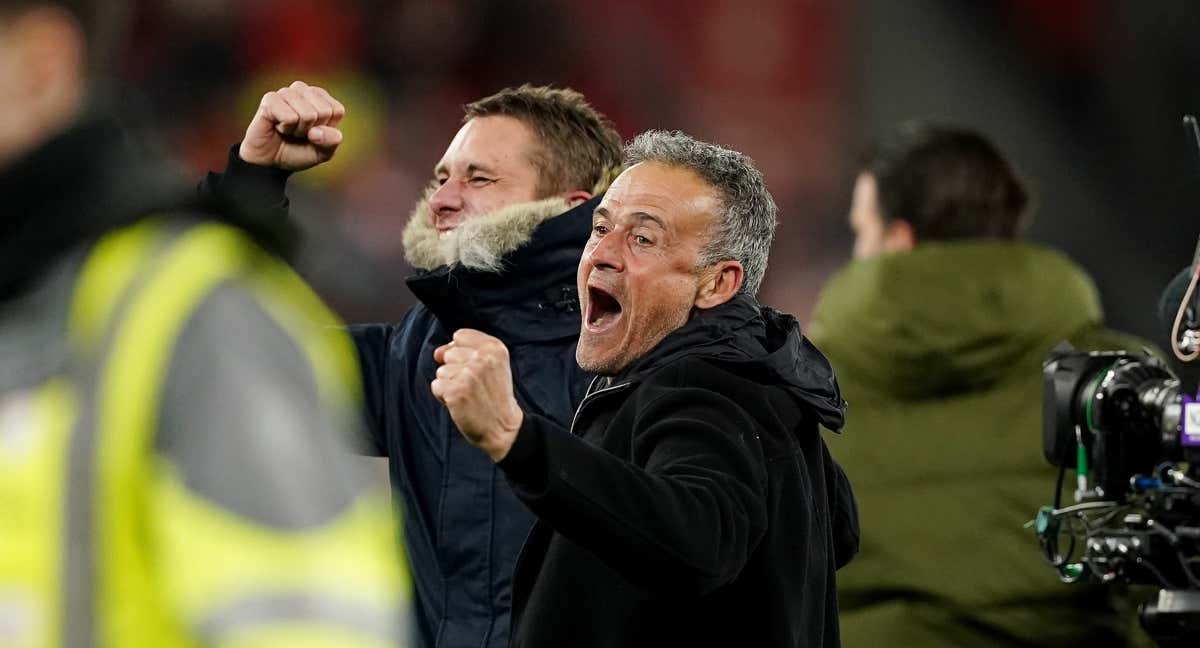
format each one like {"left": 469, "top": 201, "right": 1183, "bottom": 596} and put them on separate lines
{"left": 623, "top": 130, "right": 777, "bottom": 296}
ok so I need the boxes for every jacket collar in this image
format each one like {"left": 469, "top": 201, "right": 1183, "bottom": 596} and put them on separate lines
{"left": 404, "top": 195, "right": 599, "bottom": 344}
{"left": 808, "top": 240, "right": 1105, "bottom": 399}
{"left": 402, "top": 186, "right": 573, "bottom": 272}
{"left": 612, "top": 294, "right": 847, "bottom": 431}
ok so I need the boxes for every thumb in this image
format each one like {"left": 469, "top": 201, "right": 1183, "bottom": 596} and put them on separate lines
{"left": 239, "top": 114, "right": 282, "bottom": 166}
{"left": 309, "top": 126, "right": 343, "bottom": 148}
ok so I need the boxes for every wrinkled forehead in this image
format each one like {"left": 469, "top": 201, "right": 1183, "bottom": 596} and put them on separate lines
{"left": 598, "top": 162, "right": 723, "bottom": 232}
{"left": 435, "top": 115, "right": 540, "bottom": 175}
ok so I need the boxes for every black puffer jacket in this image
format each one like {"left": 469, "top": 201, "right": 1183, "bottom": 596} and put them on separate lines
{"left": 498, "top": 294, "right": 858, "bottom": 648}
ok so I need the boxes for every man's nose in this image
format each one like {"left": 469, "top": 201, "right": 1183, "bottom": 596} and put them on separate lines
{"left": 429, "top": 180, "right": 462, "bottom": 214}
{"left": 587, "top": 229, "right": 624, "bottom": 272}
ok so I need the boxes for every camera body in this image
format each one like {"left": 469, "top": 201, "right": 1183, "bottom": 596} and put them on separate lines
{"left": 1039, "top": 347, "right": 1200, "bottom": 644}
{"left": 1042, "top": 348, "right": 1200, "bottom": 498}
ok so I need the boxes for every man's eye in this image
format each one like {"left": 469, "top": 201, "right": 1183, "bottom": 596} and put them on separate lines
{"left": 634, "top": 235, "right": 653, "bottom": 246}
{"left": 436, "top": 177, "right": 448, "bottom": 186}
{"left": 592, "top": 225, "right": 609, "bottom": 236}
{"left": 469, "top": 177, "right": 494, "bottom": 185}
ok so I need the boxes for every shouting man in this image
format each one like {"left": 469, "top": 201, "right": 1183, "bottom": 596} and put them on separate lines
{"left": 431, "top": 130, "right": 859, "bottom": 647}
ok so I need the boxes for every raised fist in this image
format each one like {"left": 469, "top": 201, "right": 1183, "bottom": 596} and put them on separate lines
{"left": 431, "top": 329, "right": 524, "bottom": 462}
{"left": 239, "top": 80, "right": 346, "bottom": 172}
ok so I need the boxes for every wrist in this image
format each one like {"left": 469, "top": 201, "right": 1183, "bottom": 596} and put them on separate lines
{"left": 225, "top": 144, "right": 293, "bottom": 187}
{"left": 237, "top": 140, "right": 271, "bottom": 167}
{"left": 485, "top": 406, "right": 524, "bottom": 462}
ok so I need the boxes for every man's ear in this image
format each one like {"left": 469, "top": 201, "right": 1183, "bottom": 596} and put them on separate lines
{"left": 883, "top": 218, "right": 917, "bottom": 253}
{"left": 694, "top": 260, "right": 744, "bottom": 310}
{"left": 561, "top": 190, "right": 593, "bottom": 207}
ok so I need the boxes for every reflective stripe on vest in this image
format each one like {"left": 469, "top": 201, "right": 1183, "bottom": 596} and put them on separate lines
{"left": 92, "top": 222, "right": 263, "bottom": 647}
{"left": 0, "top": 379, "right": 76, "bottom": 648}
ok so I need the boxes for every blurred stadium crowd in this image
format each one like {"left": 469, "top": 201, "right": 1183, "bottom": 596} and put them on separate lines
{"left": 112, "top": 0, "right": 1200, "bottom": 351}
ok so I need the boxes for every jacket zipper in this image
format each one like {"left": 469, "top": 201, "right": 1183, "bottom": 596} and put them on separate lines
{"left": 508, "top": 377, "right": 632, "bottom": 643}
{"left": 567, "top": 378, "right": 632, "bottom": 435}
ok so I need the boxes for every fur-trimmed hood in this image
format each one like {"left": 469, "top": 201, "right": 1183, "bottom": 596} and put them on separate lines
{"left": 402, "top": 187, "right": 575, "bottom": 272}
{"left": 403, "top": 193, "right": 601, "bottom": 344}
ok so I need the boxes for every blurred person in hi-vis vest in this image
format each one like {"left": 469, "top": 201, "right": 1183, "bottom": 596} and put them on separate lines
{"left": 0, "top": 2, "right": 410, "bottom": 646}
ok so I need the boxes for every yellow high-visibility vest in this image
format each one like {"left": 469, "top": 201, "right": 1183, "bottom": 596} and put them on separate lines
{"left": 0, "top": 218, "right": 409, "bottom": 648}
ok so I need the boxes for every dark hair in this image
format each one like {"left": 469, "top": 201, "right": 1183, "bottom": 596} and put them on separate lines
{"left": 861, "top": 122, "right": 1031, "bottom": 241}
{"left": 463, "top": 84, "right": 623, "bottom": 197}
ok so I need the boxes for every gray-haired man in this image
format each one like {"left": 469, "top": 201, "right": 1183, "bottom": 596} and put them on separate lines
{"left": 429, "top": 130, "right": 860, "bottom": 647}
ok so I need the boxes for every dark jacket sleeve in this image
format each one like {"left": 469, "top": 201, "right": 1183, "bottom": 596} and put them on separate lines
{"left": 498, "top": 369, "right": 769, "bottom": 597}
{"left": 346, "top": 323, "right": 395, "bottom": 457}
{"left": 823, "top": 441, "right": 859, "bottom": 569}
{"left": 197, "top": 144, "right": 299, "bottom": 261}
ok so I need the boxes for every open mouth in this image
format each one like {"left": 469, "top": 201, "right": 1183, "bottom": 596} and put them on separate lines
{"left": 586, "top": 285, "right": 623, "bottom": 333}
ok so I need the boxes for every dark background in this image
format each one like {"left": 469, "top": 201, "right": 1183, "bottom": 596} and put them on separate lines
{"left": 113, "top": 0, "right": 1200, "bottom": 347}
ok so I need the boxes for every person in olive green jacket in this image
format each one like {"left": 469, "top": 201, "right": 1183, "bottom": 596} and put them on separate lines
{"left": 809, "top": 122, "right": 1155, "bottom": 647}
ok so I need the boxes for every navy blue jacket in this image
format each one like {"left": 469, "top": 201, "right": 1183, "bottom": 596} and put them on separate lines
{"left": 350, "top": 198, "right": 596, "bottom": 648}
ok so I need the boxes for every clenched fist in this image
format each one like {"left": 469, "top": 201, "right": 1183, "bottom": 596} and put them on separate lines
{"left": 431, "top": 329, "right": 524, "bottom": 462}
{"left": 239, "top": 80, "right": 346, "bottom": 171}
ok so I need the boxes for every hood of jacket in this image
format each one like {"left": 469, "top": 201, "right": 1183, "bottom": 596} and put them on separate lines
{"left": 617, "top": 293, "right": 847, "bottom": 432}
{"left": 402, "top": 185, "right": 575, "bottom": 273}
{"left": 0, "top": 114, "right": 191, "bottom": 301}
{"left": 808, "top": 240, "right": 1105, "bottom": 400}
{"left": 403, "top": 194, "right": 599, "bottom": 344}
{"left": 0, "top": 112, "right": 299, "bottom": 302}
